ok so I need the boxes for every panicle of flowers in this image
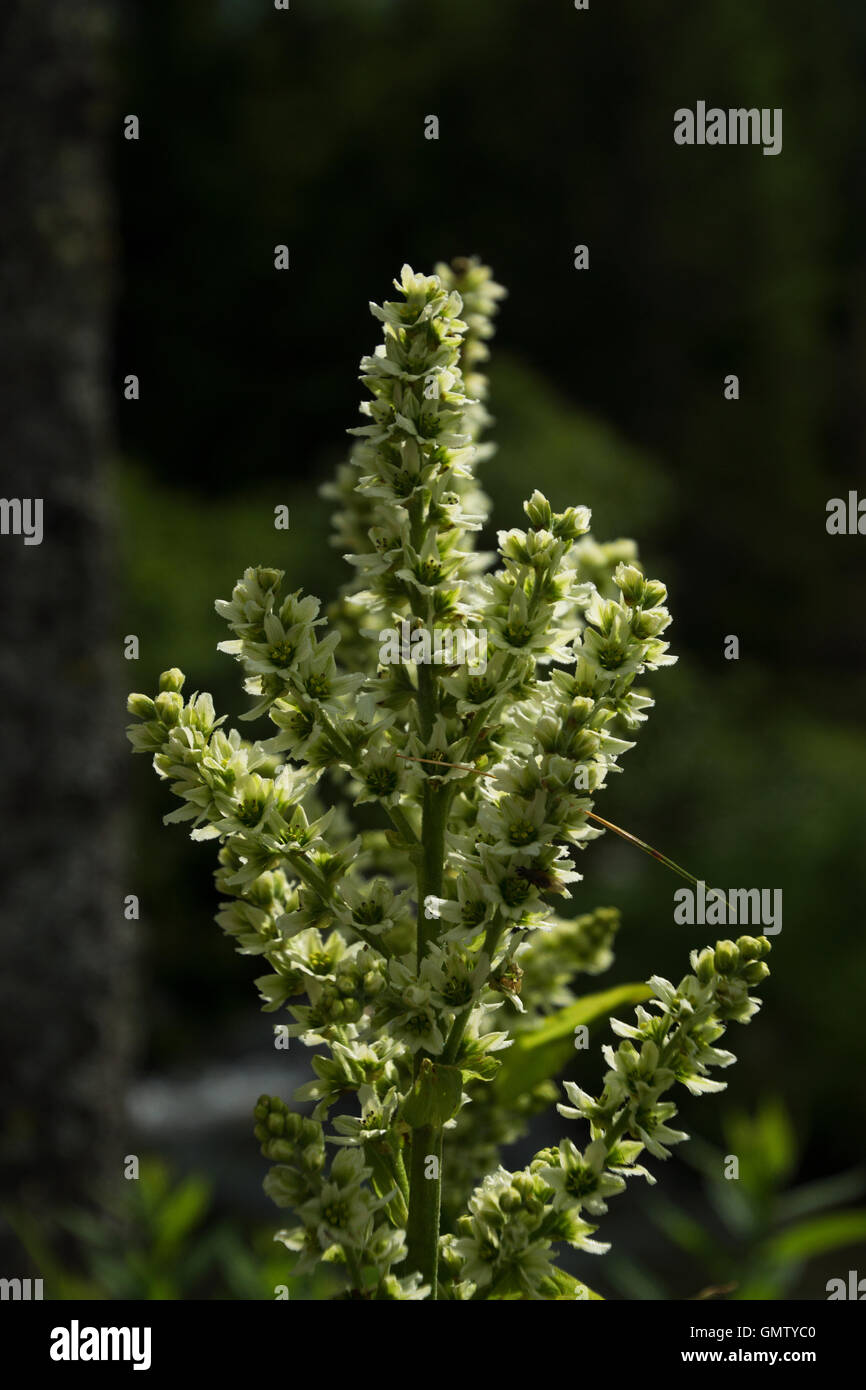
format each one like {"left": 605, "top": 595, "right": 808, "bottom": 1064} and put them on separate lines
{"left": 447, "top": 935, "right": 771, "bottom": 1298}
{"left": 127, "top": 257, "right": 770, "bottom": 1301}
{"left": 322, "top": 260, "right": 504, "bottom": 672}
{"left": 254, "top": 1094, "right": 426, "bottom": 1299}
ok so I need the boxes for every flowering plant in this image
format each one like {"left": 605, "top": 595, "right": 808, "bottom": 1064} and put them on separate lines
{"left": 127, "top": 259, "right": 771, "bottom": 1300}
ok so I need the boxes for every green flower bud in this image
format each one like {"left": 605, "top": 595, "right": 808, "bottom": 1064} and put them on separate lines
{"left": 695, "top": 947, "right": 716, "bottom": 985}
{"left": 567, "top": 728, "right": 600, "bottom": 761}
{"left": 631, "top": 608, "right": 668, "bottom": 639}
{"left": 614, "top": 563, "right": 646, "bottom": 606}
{"left": 154, "top": 691, "right": 183, "bottom": 726}
{"left": 735, "top": 936, "right": 762, "bottom": 962}
{"left": 127, "top": 693, "right": 156, "bottom": 720}
{"left": 524, "top": 490, "right": 553, "bottom": 530}
{"left": 264, "top": 1137, "right": 296, "bottom": 1162}
{"left": 643, "top": 579, "right": 667, "bottom": 606}
{"left": 301, "top": 1143, "right": 325, "bottom": 1174}
{"left": 300, "top": 1118, "right": 321, "bottom": 1146}
{"left": 741, "top": 960, "right": 770, "bottom": 986}
{"left": 569, "top": 696, "right": 595, "bottom": 725}
{"left": 529, "top": 1147, "right": 559, "bottom": 1171}
{"left": 551, "top": 504, "right": 591, "bottom": 541}
{"left": 738, "top": 934, "right": 770, "bottom": 961}
{"left": 713, "top": 940, "right": 739, "bottom": 974}
{"left": 158, "top": 668, "right": 185, "bottom": 693}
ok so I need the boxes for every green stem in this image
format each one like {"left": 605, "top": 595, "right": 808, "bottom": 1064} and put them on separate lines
{"left": 404, "top": 599, "right": 449, "bottom": 1293}
{"left": 345, "top": 1248, "right": 365, "bottom": 1294}
{"left": 406, "top": 1124, "right": 443, "bottom": 1298}
{"left": 283, "top": 849, "right": 331, "bottom": 903}
{"left": 600, "top": 1015, "right": 698, "bottom": 1157}
{"left": 405, "top": 777, "right": 449, "bottom": 1295}
{"left": 415, "top": 782, "right": 448, "bottom": 966}
{"left": 386, "top": 803, "right": 419, "bottom": 845}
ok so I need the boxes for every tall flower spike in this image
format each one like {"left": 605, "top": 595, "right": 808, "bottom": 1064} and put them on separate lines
{"left": 324, "top": 261, "right": 504, "bottom": 667}
{"left": 127, "top": 260, "right": 767, "bottom": 1301}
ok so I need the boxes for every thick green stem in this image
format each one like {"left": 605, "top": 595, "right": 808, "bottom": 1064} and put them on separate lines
{"left": 406, "top": 778, "right": 448, "bottom": 1295}
{"left": 402, "top": 488, "right": 454, "bottom": 1296}
{"left": 406, "top": 1124, "right": 443, "bottom": 1297}
{"left": 405, "top": 610, "right": 450, "bottom": 1294}
{"left": 415, "top": 781, "right": 447, "bottom": 965}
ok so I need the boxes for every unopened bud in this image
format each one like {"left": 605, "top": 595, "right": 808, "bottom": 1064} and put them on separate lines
{"left": 154, "top": 691, "right": 183, "bottom": 726}
{"left": 615, "top": 563, "right": 646, "bottom": 606}
{"left": 158, "top": 668, "right": 185, "bottom": 693}
{"left": 127, "top": 693, "right": 156, "bottom": 719}
{"left": 713, "top": 940, "right": 739, "bottom": 974}
{"left": 695, "top": 948, "right": 716, "bottom": 985}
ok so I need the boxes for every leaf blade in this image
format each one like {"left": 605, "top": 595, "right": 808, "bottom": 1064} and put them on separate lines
{"left": 493, "top": 982, "right": 652, "bottom": 1104}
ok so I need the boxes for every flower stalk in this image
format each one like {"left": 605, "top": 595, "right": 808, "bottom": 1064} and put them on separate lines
{"left": 127, "top": 258, "right": 770, "bottom": 1300}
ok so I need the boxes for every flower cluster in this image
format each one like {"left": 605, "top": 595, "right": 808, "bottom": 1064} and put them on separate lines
{"left": 127, "top": 259, "right": 770, "bottom": 1300}
{"left": 448, "top": 935, "right": 772, "bottom": 1298}
{"left": 516, "top": 907, "right": 622, "bottom": 1014}
{"left": 255, "top": 1095, "right": 425, "bottom": 1299}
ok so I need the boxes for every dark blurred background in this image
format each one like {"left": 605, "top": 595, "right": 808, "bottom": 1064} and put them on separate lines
{"left": 2, "top": 0, "right": 865, "bottom": 1299}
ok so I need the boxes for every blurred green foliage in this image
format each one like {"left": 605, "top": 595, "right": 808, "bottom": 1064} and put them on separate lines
{"left": 7, "top": 1157, "right": 336, "bottom": 1301}
{"left": 608, "top": 1098, "right": 866, "bottom": 1300}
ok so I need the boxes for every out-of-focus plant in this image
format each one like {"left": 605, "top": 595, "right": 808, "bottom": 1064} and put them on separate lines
{"left": 5, "top": 1156, "right": 335, "bottom": 1300}
{"left": 608, "top": 1097, "right": 866, "bottom": 1300}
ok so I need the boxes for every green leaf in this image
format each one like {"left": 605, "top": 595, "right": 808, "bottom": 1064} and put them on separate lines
{"left": 649, "top": 1195, "right": 719, "bottom": 1261}
{"left": 458, "top": 1055, "right": 502, "bottom": 1082}
{"left": 775, "top": 1167, "right": 866, "bottom": 1225}
{"left": 454, "top": 1032, "right": 506, "bottom": 1082}
{"left": 723, "top": 1096, "right": 797, "bottom": 1193}
{"left": 399, "top": 1058, "right": 463, "bottom": 1127}
{"left": 759, "top": 1209, "right": 866, "bottom": 1263}
{"left": 493, "top": 982, "right": 653, "bottom": 1104}
{"left": 538, "top": 1267, "right": 605, "bottom": 1300}
{"left": 152, "top": 1175, "right": 211, "bottom": 1256}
